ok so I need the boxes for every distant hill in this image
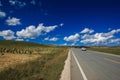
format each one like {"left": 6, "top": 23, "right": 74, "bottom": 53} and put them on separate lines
{"left": 0, "top": 40, "right": 53, "bottom": 47}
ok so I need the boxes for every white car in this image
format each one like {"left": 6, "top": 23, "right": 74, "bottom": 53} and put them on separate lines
{"left": 81, "top": 47, "right": 86, "bottom": 51}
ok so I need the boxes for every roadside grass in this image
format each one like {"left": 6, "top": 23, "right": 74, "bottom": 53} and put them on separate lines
{"left": 0, "top": 47, "right": 68, "bottom": 80}
{"left": 88, "top": 47, "right": 120, "bottom": 55}
{"left": 0, "top": 54, "right": 40, "bottom": 71}
{"left": 0, "top": 40, "right": 52, "bottom": 47}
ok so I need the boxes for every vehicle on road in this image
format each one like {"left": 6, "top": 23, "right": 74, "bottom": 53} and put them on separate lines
{"left": 81, "top": 47, "right": 86, "bottom": 51}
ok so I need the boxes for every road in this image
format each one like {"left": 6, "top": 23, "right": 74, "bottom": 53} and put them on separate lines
{"left": 71, "top": 48, "right": 120, "bottom": 80}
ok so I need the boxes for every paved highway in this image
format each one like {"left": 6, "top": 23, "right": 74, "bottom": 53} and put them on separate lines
{"left": 71, "top": 48, "right": 120, "bottom": 80}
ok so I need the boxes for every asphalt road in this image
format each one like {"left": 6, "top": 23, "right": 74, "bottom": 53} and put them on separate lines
{"left": 71, "top": 48, "right": 120, "bottom": 80}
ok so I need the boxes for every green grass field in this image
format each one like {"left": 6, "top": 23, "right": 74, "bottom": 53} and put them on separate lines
{"left": 0, "top": 40, "right": 69, "bottom": 80}
{"left": 88, "top": 47, "right": 120, "bottom": 55}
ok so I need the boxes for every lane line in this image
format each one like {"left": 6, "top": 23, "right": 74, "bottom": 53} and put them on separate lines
{"left": 104, "top": 58, "right": 120, "bottom": 64}
{"left": 89, "top": 50, "right": 120, "bottom": 58}
{"left": 71, "top": 50, "right": 88, "bottom": 80}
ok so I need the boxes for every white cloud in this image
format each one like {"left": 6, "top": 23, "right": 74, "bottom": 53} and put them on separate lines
{"left": 80, "top": 28, "right": 94, "bottom": 34}
{"left": 116, "top": 29, "right": 120, "bottom": 32}
{"left": 9, "top": 0, "right": 26, "bottom": 8}
{"left": 63, "top": 43, "right": 67, "bottom": 46}
{"left": 0, "top": 11, "right": 6, "bottom": 18}
{"left": 43, "top": 25, "right": 57, "bottom": 33}
{"left": 0, "top": 30, "right": 15, "bottom": 40}
{"left": 6, "top": 17, "right": 21, "bottom": 26}
{"left": 44, "top": 37, "right": 49, "bottom": 40}
{"left": 16, "top": 24, "right": 58, "bottom": 39}
{"left": 49, "top": 37, "right": 58, "bottom": 41}
{"left": 71, "top": 43, "right": 76, "bottom": 46}
{"left": 59, "top": 23, "right": 64, "bottom": 27}
{"left": 30, "top": 0, "right": 36, "bottom": 5}
{"left": 80, "top": 29, "right": 120, "bottom": 45}
{"left": 16, "top": 38, "right": 24, "bottom": 41}
{"left": 64, "top": 33, "right": 80, "bottom": 42}
{"left": 44, "top": 37, "right": 58, "bottom": 41}
{"left": 109, "top": 38, "right": 120, "bottom": 44}
{"left": 105, "top": 29, "right": 120, "bottom": 36}
{"left": 81, "top": 33, "right": 113, "bottom": 44}
{"left": 9, "top": 0, "right": 16, "bottom": 5}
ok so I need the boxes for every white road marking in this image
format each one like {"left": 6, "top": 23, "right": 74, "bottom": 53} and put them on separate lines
{"left": 90, "top": 50, "right": 120, "bottom": 58}
{"left": 71, "top": 50, "right": 88, "bottom": 80}
{"left": 104, "top": 58, "right": 120, "bottom": 64}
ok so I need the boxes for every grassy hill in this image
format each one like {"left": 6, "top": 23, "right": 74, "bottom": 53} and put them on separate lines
{"left": 0, "top": 40, "right": 69, "bottom": 80}
{"left": 0, "top": 40, "right": 56, "bottom": 54}
{"left": 0, "top": 40, "right": 53, "bottom": 47}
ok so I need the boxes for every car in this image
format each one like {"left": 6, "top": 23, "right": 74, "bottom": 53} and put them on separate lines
{"left": 81, "top": 47, "right": 86, "bottom": 51}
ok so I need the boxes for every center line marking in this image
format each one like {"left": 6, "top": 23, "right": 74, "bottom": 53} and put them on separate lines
{"left": 71, "top": 50, "right": 88, "bottom": 80}
{"left": 104, "top": 58, "right": 120, "bottom": 64}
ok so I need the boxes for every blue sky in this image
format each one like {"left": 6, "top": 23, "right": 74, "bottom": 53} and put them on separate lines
{"left": 0, "top": 0, "right": 120, "bottom": 46}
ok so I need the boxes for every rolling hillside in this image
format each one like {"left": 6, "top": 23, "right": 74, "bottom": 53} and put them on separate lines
{"left": 0, "top": 40, "right": 68, "bottom": 80}
{"left": 0, "top": 40, "right": 53, "bottom": 47}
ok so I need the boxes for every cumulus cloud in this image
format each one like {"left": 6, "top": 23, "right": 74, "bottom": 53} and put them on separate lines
{"left": 80, "top": 29, "right": 120, "bottom": 45}
{"left": 6, "top": 17, "right": 21, "bottom": 26}
{"left": 44, "top": 37, "right": 58, "bottom": 41}
{"left": 0, "top": 11, "right": 6, "bottom": 18}
{"left": 9, "top": 0, "right": 26, "bottom": 8}
{"left": 108, "top": 38, "right": 120, "bottom": 44}
{"left": 80, "top": 28, "right": 94, "bottom": 34}
{"left": 43, "top": 25, "right": 57, "bottom": 33}
{"left": 64, "top": 33, "right": 80, "bottom": 42}
{"left": 81, "top": 33, "right": 112, "bottom": 44}
{"left": 16, "top": 24, "right": 57, "bottom": 39}
{"left": 0, "top": 30, "right": 15, "bottom": 40}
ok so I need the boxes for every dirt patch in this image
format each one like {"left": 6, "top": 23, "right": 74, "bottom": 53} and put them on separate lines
{"left": 0, "top": 53, "right": 40, "bottom": 71}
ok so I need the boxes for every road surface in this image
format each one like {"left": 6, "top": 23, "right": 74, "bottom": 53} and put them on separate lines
{"left": 71, "top": 48, "right": 120, "bottom": 80}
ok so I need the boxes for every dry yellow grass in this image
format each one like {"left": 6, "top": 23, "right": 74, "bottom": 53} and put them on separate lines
{"left": 0, "top": 53, "right": 40, "bottom": 71}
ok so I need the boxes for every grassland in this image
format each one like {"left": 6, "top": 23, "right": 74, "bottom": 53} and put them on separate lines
{"left": 88, "top": 47, "right": 120, "bottom": 55}
{"left": 0, "top": 54, "right": 39, "bottom": 71}
{"left": 0, "top": 40, "right": 69, "bottom": 80}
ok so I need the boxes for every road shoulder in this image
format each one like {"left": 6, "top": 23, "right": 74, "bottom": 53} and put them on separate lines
{"left": 60, "top": 50, "right": 71, "bottom": 80}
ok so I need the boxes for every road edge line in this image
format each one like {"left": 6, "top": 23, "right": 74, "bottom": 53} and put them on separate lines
{"left": 71, "top": 50, "right": 88, "bottom": 80}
